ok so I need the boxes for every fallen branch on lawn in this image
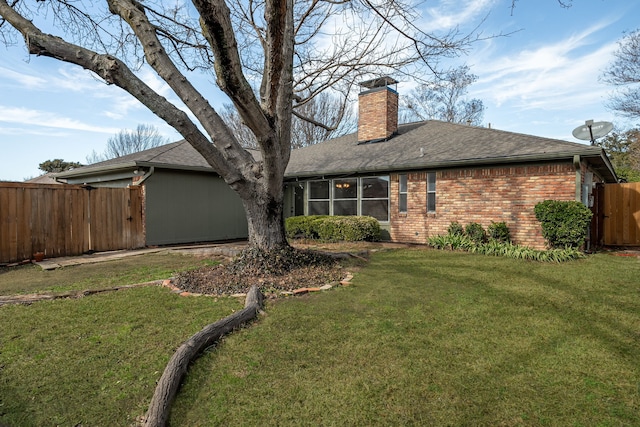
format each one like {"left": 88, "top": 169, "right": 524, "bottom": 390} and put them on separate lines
{"left": 0, "top": 281, "right": 163, "bottom": 306}
{"left": 143, "top": 284, "right": 265, "bottom": 427}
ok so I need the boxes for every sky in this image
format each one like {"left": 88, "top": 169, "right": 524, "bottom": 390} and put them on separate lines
{"left": 0, "top": 0, "right": 639, "bottom": 181}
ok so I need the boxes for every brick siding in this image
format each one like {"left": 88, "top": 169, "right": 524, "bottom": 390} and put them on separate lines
{"left": 389, "top": 162, "right": 579, "bottom": 249}
{"left": 358, "top": 87, "right": 398, "bottom": 142}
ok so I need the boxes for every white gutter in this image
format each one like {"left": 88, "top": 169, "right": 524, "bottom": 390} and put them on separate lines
{"left": 132, "top": 166, "right": 155, "bottom": 186}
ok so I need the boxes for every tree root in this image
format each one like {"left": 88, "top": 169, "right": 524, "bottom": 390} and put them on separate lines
{"left": 143, "top": 285, "right": 264, "bottom": 427}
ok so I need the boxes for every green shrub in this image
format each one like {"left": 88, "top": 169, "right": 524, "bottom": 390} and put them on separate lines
{"left": 465, "top": 222, "right": 487, "bottom": 244}
{"left": 285, "top": 215, "right": 380, "bottom": 242}
{"left": 534, "top": 200, "right": 593, "bottom": 249}
{"left": 285, "top": 215, "right": 327, "bottom": 239}
{"left": 447, "top": 221, "right": 465, "bottom": 236}
{"left": 427, "top": 234, "right": 583, "bottom": 262}
{"left": 428, "top": 234, "right": 474, "bottom": 251}
{"left": 487, "top": 221, "right": 511, "bottom": 243}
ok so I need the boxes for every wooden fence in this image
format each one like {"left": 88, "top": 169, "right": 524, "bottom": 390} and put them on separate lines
{"left": 602, "top": 182, "right": 640, "bottom": 246}
{"left": 0, "top": 182, "right": 144, "bottom": 264}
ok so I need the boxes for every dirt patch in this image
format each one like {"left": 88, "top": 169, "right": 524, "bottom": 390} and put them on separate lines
{"left": 174, "top": 246, "right": 359, "bottom": 296}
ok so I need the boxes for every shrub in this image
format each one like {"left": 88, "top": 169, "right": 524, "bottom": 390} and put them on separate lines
{"left": 428, "top": 234, "right": 474, "bottom": 251}
{"left": 447, "top": 221, "right": 465, "bottom": 236}
{"left": 487, "top": 221, "right": 511, "bottom": 243}
{"left": 465, "top": 222, "right": 487, "bottom": 244}
{"left": 285, "top": 215, "right": 327, "bottom": 239}
{"left": 534, "top": 200, "right": 593, "bottom": 249}
{"left": 285, "top": 215, "right": 380, "bottom": 242}
{"left": 427, "top": 234, "right": 584, "bottom": 262}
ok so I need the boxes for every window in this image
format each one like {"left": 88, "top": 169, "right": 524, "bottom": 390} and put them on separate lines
{"left": 398, "top": 174, "right": 407, "bottom": 213}
{"left": 305, "top": 176, "right": 390, "bottom": 222}
{"left": 308, "top": 180, "right": 329, "bottom": 215}
{"left": 333, "top": 178, "right": 358, "bottom": 216}
{"left": 362, "top": 176, "right": 390, "bottom": 221}
{"left": 427, "top": 172, "right": 436, "bottom": 212}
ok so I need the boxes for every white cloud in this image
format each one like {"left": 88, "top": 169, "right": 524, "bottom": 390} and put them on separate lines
{"left": 469, "top": 22, "right": 619, "bottom": 111}
{"left": 0, "top": 105, "right": 120, "bottom": 134}
{"left": 0, "top": 67, "right": 48, "bottom": 89}
{"left": 421, "top": 0, "right": 497, "bottom": 32}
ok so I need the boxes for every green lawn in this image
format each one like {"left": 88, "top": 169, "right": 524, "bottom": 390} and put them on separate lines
{"left": 1, "top": 248, "right": 639, "bottom": 426}
{"left": 0, "top": 252, "right": 216, "bottom": 295}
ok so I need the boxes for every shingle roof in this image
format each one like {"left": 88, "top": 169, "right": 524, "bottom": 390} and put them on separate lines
{"left": 57, "top": 120, "right": 616, "bottom": 182}
{"left": 81, "top": 141, "right": 211, "bottom": 171}
{"left": 286, "top": 120, "right": 613, "bottom": 179}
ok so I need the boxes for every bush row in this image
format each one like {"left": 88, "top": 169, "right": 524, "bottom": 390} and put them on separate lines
{"left": 448, "top": 221, "right": 511, "bottom": 244}
{"left": 428, "top": 233, "right": 584, "bottom": 262}
{"left": 285, "top": 215, "right": 381, "bottom": 242}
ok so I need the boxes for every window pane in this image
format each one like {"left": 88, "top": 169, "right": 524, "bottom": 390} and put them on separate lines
{"left": 309, "top": 201, "right": 329, "bottom": 215}
{"left": 309, "top": 181, "right": 329, "bottom": 199}
{"left": 333, "top": 200, "right": 357, "bottom": 216}
{"left": 427, "top": 193, "right": 436, "bottom": 212}
{"left": 427, "top": 173, "right": 436, "bottom": 192}
{"left": 362, "top": 200, "right": 389, "bottom": 221}
{"left": 362, "top": 176, "right": 389, "bottom": 198}
{"left": 399, "top": 174, "right": 407, "bottom": 193}
{"left": 334, "top": 179, "right": 357, "bottom": 199}
{"left": 399, "top": 194, "right": 407, "bottom": 213}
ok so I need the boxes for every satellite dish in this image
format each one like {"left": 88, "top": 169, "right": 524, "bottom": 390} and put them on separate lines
{"left": 572, "top": 120, "right": 613, "bottom": 144}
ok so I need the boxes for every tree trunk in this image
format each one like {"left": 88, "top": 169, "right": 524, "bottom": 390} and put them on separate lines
{"left": 143, "top": 285, "right": 264, "bottom": 427}
{"left": 241, "top": 184, "right": 289, "bottom": 251}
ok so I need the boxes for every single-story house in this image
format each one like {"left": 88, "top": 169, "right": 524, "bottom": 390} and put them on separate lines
{"left": 57, "top": 77, "right": 617, "bottom": 249}
{"left": 283, "top": 77, "right": 617, "bottom": 249}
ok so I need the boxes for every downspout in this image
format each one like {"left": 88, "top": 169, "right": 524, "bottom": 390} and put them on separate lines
{"left": 132, "top": 167, "right": 155, "bottom": 186}
{"left": 574, "top": 155, "right": 591, "bottom": 252}
{"left": 573, "top": 155, "right": 581, "bottom": 202}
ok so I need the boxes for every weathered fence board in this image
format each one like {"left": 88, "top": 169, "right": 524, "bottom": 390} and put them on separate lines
{"left": 0, "top": 182, "right": 144, "bottom": 263}
{"left": 603, "top": 182, "right": 640, "bottom": 246}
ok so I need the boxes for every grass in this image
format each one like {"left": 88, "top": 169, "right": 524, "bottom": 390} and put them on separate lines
{"left": 0, "top": 252, "right": 217, "bottom": 295}
{"left": 0, "top": 286, "right": 243, "bottom": 426}
{"left": 1, "top": 248, "right": 639, "bottom": 426}
{"left": 169, "top": 249, "right": 640, "bottom": 426}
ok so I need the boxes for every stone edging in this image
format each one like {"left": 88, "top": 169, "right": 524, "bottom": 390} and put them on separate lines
{"left": 0, "top": 273, "right": 356, "bottom": 307}
{"left": 160, "top": 272, "right": 355, "bottom": 299}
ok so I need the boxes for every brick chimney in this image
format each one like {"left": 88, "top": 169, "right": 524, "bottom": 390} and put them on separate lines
{"left": 358, "top": 76, "right": 399, "bottom": 143}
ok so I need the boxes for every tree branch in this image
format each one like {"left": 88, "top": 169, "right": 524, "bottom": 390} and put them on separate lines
{"left": 193, "top": 0, "right": 272, "bottom": 143}
{"left": 106, "top": 0, "right": 255, "bottom": 182}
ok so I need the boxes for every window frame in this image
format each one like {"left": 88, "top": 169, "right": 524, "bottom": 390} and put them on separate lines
{"left": 426, "top": 172, "right": 436, "bottom": 213}
{"left": 332, "top": 178, "right": 358, "bottom": 216}
{"left": 307, "top": 180, "right": 330, "bottom": 216}
{"left": 398, "top": 174, "right": 408, "bottom": 213}
{"left": 305, "top": 176, "right": 390, "bottom": 223}
{"left": 361, "top": 176, "right": 390, "bottom": 222}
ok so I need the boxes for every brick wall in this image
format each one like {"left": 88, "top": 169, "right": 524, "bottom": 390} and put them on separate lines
{"left": 389, "top": 162, "right": 579, "bottom": 249}
{"left": 358, "top": 86, "right": 398, "bottom": 142}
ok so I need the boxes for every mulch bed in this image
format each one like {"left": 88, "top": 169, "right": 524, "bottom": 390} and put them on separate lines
{"left": 173, "top": 245, "right": 370, "bottom": 296}
{"left": 174, "top": 254, "right": 348, "bottom": 296}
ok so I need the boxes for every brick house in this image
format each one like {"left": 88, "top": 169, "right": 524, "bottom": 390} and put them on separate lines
{"left": 283, "top": 77, "right": 617, "bottom": 249}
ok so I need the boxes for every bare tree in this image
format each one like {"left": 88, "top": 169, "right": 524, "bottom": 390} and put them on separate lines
{"left": 86, "top": 124, "right": 170, "bottom": 163}
{"left": 0, "top": 0, "right": 480, "bottom": 253}
{"left": 602, "top": 29, "right": 640, "bottom": 120}
{"left": 510, "top": 0, "right": 573, "bottom": 14}
{"left": 223, "top": 92, "right": 356, "bottom": 149}
{"left": 401, "top": 66, "right": 485, "bottom": 125}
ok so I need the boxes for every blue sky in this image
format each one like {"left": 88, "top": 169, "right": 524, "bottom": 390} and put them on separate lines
{"left": 1, "top": 0, "right": 638, "bottom": 181}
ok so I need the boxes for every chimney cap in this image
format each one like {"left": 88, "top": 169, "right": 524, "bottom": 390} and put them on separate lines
{"left": 359, "top": 76, "right": 398, "bottom": 89}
